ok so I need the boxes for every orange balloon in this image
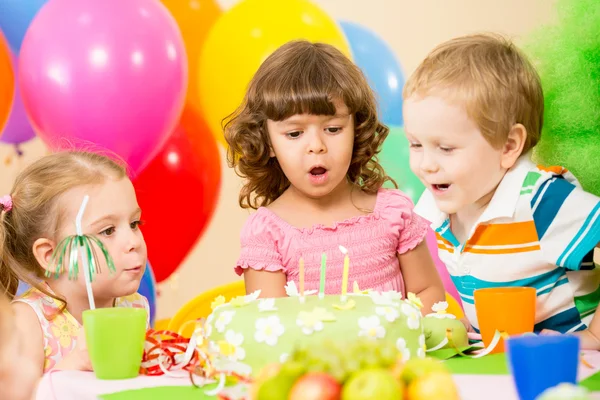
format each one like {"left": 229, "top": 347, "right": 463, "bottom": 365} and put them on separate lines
{"left": 161, "top": 0, "right": 222, "bottom": 113}
{"left": 0, "top": 33, "right": 15, "bottom": 137}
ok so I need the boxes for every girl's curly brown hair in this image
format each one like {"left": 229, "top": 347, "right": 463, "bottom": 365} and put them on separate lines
{"left": 224, "top": 40, "right": 396, "bottom": 210}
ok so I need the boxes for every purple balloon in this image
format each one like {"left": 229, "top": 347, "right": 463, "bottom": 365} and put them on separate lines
{"left": 18, "top": 0, "right": 187, "bottom": 174}
{"left": 0, "top": 50, "right": 36, "bottom": 145}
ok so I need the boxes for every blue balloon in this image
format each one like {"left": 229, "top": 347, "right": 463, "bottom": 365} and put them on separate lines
{"left": 340, "top": 21, "right": 405, "bottom": 126}
{"left": 0, "top": 0, "right": 49, "bottom": 53}
{"left": 138, "top": 261, "right": 157, "bottom": 327}
{"left": 16, "top": 280, "right": 30, "bottom": 296}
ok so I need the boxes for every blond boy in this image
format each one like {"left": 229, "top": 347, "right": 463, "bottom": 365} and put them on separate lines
{"left": 404, "top": 33, "right": 600, "bottom": 348}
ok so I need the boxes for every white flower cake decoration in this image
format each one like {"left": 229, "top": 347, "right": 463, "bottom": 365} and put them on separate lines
{"left": 285, "top": 280, "right": 317, "bottom": 297}
{"left": 254, "top": 315, "right": 285, "bottom": 346}
{"left": 358, "top": 315, "right": 386, "bottom": 340}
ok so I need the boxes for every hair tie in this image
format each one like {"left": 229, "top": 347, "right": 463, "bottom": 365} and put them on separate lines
{"left": 0, "top": 195, "right": 13, "bottom": 213}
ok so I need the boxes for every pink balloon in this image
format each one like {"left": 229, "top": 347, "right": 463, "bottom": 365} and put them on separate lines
{"left": 18, "top": 0, "right": 187, "bottom": 174}
{"left": 425, "top": 228, "right": 462, "bottom": 307}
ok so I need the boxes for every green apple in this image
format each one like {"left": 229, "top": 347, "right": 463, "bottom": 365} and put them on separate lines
{"left": 341, "top": 368, "right": 402, "bottom": 400}
{"left": 256, "top": 374, "right": 297, "bottom": 400}
{"left": 423, "top": 316, "right": 468, "bottom": 350}
{"left": 400, "top": 357, "right": 449, "bottom": 386}
{"left": 279, "top": 361, "right": 307, "bottom": 381}
{"left": 251, "top": 363, "right": 282, "bottom": 400}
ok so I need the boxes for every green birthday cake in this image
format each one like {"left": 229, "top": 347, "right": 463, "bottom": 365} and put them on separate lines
{"left": 205, "top": 282, "right": 427, "bottom": 376}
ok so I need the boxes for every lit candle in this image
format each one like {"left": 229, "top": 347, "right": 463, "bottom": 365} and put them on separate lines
{"left": 339, "top": 245, "right": 349, "bottom": 302}
{"left": 319, "top": 252, "right": 326, "bottom": 299}
{"left": 299, "top": 256, "right": 305, "bottom": 303}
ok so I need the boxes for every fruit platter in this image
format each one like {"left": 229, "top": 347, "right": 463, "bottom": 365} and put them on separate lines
{"left": 251, "top": 339, "right": 459, "bottom": 400}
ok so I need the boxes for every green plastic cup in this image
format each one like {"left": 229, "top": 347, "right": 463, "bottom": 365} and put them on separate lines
{"left": 83, "top": 307, "right": 147, "bottom": 379}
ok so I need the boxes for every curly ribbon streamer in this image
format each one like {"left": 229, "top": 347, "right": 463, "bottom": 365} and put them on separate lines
{"left": 140, "top": 321, "right": 252, "bottom": 399}
{"left": 426, "top": 329, "right": 507, "bottom": 358}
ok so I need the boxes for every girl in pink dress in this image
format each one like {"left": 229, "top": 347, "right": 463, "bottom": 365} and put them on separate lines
{"left": 224, "top": 40, "right": 445, "bottom": 313}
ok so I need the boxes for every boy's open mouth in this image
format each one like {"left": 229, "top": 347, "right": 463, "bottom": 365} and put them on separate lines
{"left": 433, "top": 184, "right": 451, "bottom": 191}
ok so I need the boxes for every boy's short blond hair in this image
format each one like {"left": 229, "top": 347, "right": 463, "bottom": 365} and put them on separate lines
{"left": 404, "top": 33, "right": 544, "bottom": 153}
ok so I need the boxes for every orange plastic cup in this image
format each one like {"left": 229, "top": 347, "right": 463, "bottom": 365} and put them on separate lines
{"left": 474, "top": 287, "right": 536, "bottom": 353}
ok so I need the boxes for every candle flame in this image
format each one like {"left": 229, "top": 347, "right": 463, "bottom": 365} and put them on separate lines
{"left": 338, "top": 245, "right": 348, "bottom": 255}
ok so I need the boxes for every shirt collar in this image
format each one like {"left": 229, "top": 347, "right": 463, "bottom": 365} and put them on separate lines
{"left": 414, "top": 153, "right": 535, "bottom": 229}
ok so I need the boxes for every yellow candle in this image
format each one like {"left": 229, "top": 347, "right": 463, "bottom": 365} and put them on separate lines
{"left": 299, "top": 256, "right": 305, "bottom": 297}
{"left": 339, "top": 245, "right": 349, "bottom": 302}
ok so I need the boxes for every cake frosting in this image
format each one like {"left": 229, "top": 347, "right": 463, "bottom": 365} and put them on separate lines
{"left": 205, "top": 282, "right": 427, "bottom": 375}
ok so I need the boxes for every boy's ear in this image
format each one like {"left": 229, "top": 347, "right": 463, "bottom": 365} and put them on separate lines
{"left": 32, "top": 238, "right": 56, "bottom": 275}
{"left": 501, "top": 123, "right": 527, "bottom": 169}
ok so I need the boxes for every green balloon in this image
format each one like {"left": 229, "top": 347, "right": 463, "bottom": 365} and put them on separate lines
{"left": 379, "top": 125, "right": 425, "bottom": 203}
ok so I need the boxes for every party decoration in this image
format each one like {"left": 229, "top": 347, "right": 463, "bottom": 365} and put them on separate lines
{"left": 18, "top": 0, "right": 187, "bottom": 174}
{"left": 140, "top": 324, "right": 252, "bottom": 397}
{"left": 0, "top": 0, "right": 48, "bottom": 53}
{"left": 379, "top": 125, "right": 425, "bottom": 203}
{"left": 215, "top": 0, "right": 239, "bottom": 10}
{"left": 526, "top": 0, "right": 600, "bottom": 196}
{"left": 138, "top": 261, "right": 158, "bottom": 327}
{"left": 0, "top": 32, "right": 15, "bottom": 136}
{"left": 134, "top": 107, "right": 221, "bottom": 283}
{"left": 285, "top": 280, "right": 316, "bottom": 298}
{"left": 160, "top": 0, "right": 222, "bottom": 114}
{"left": 1, "top": 50, "right": 35, "bottom": 144}
{"left": 197, "top": 0, "right": 351, "bottom": 146}
{"left": 47, "top": 195, "right": 116, "bottom": 309}
{"left": 16, "top": 280, "right": 30, "bottom": 297}
{"left": 340, "top": 21, "right": 405, "bottom": 126}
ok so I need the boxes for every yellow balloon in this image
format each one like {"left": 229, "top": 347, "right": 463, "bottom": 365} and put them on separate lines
{"left": 197, "top": 0, "right": 351, "bottom": 147}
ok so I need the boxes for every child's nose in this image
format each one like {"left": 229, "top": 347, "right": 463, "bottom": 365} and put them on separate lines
{"left": 420, "top": 151, "right": 439, "bottom": 173}
{"left": 307, "top": 134, "right": 327, "bottom": 154}
{"left": 126, "top": 231, "right": 143, "bottom": 252}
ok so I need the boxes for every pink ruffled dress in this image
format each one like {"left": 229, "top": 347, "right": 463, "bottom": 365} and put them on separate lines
{"left": 235, "top": 188, "right": 430, "bottom": 295}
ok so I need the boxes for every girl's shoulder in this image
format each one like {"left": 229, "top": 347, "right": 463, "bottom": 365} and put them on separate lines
{"left": 240, "top": 207, "right": 289, "bottom": 238}
{"left": 12, "top": 284, "right": 63, "bottom": 318}
{"left": 375, "top": 188, "right": 418, "bottom": 218}
{"left": 116, "top": 292, "right": 148, "bottom": 309}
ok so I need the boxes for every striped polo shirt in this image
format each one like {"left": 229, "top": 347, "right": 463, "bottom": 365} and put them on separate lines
{"left": 415, "top": 156, "right": 600, "bottom": 333}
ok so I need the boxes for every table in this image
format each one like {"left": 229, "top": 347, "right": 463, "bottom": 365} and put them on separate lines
{"left": 36, "top": 351, "right": 600, "bottom": 400}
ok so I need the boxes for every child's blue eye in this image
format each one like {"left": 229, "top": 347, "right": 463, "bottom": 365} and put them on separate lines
{"left": 326, "top": 127, "right": 341, "bottom": 133}
{"left": 286, "top": 131, "right": 301, "bottom": 139}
